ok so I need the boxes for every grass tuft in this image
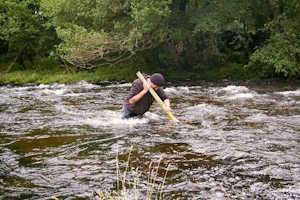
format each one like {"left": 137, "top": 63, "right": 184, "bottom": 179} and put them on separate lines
{"left": 94, "top": 146, "right": 169, "bottom": 200}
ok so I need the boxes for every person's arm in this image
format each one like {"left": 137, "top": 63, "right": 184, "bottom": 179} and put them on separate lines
{"left": 129, "top": 81, "right": 149, "bottom": 105}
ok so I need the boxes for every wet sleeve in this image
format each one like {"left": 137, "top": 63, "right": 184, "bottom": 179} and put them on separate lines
{"left": 157, "top": 88, "right": 168, "bottom": 101}
{"left": 127, "top": 80, "right": 142, "bottom": 99}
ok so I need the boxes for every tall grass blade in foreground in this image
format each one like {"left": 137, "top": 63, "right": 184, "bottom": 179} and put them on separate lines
{"left": 96, "top": 147, "right": 169, "bottom": 200}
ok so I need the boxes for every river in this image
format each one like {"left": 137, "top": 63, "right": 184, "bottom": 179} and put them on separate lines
{"left": 0, "top": 81, "right": 299, "bottom": 199}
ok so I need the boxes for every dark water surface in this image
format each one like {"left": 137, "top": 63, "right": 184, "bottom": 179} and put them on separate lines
{"left": 0, "top": 81, "right": 299, "bottom": 199}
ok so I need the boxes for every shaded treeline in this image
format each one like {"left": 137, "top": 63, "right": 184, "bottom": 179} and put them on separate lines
{"left": 0, "top": 0, "right": 299, "bottom": 78}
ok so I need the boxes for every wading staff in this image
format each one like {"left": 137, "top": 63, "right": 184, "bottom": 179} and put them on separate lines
{"left": 136, "top": 71, "right": 179, "bottom": 122}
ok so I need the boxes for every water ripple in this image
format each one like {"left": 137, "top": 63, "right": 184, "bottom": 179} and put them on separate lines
{"left": 0, "top": 82, "right": 299, "bottom": 199}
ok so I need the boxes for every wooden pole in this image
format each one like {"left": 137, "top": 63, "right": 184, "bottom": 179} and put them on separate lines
{"left": 136, "top": 71, "right": 179, "bottom": 122}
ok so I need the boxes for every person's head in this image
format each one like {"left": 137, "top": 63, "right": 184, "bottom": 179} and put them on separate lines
{"left": 149, "top": 73, "right": 165, "bottom": 90}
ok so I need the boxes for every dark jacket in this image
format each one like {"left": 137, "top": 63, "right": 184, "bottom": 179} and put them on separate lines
{"left": 124, "top": 79, "right": 168, "bottom": 115}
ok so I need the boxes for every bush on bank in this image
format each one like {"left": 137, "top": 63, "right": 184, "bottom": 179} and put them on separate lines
{"left": 1, "top": 57, "right": 269, "bottom": 85}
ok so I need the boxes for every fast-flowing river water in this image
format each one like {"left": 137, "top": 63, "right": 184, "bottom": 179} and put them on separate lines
{"left": 0, "top": 81, "right": 299, "bottom": 199}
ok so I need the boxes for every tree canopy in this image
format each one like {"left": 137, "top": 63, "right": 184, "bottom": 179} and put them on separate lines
{"left": 0, "top": 0, "right": 58, "bottom": 67}
{"left": 40, "top": 0, "right": 172, "bottom": 69}
{"left": 1, "top": 0, "right": 299, "bottom": 78}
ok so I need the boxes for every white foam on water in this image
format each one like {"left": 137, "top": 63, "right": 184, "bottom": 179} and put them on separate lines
{"left": 219, "top": 85, "right": 250, "bottom": 94}
{"left": 186, "top": 103, "right": 227, "bottom": 117}
{"left": 144, "top": 111, "right": 161, "bottom": 121}
{"left": 277, "top": 115, "right": 300, "bottom": 128}
{"left": 183, "top": 103, "right": 227, "bottom": 128}
{"left": 164, "top": 87, "right": 177, "bottom": 94}
{"left": 10, "top": 86, "right": 33, "bottom": 92}
{"left": 105, "top": 83, "right": 132, "bottom": 88}
{"left": 63, "top": 93, "right": 84, "bottom": 97}
{"left": 41, "top": 88, "right": 67, "bottom": 95}
{"left": 178, "top": 86, "right": 189, "bottom": 92}
{"left": 83, "top": 110, "right": 148, "bottom": 128}
{"left": 275, "top": 89, "right": 300, "bottom": 97}
{"left": 49, "top": 83, "right": 66, "bottom": 89}
{"left": 226, "top": 93, "right": 255, "bottom": 100}
{"left": 287, "top": 115, "right": 300, "bottom": 125}
{"left": 217, "top": 85, "right": 256, "bottom": 100}
{"left": 243, "top": 113, "right": 300, "bottom": 132}
{"left": 54, "top": 104, "right": 81, "bottom": 116}
{"left": 37, "top": 84, "right": 48, "bottom": 88}
{"left": 76, "top": 80, "right": 98, "bottom": 89}
{"left": 189, "top": 86, "right": 203, "bottom": 89}
{"left": 244, "top": 113, "right": 270, "bottom": 123}
{"left": 165, "top": 86, "right": 189, "bottom": 95}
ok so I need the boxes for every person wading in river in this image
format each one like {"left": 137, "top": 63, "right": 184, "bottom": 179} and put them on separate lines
{"left": 121, "top": 73, "right": 172, "bottom": 119}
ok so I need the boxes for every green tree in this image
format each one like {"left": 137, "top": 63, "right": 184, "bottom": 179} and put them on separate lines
{"left": 249, "top": 0, "right": 300, "bottom": 77}
{"left": 41, "top": 0, "right": 172, "bottom": 69}
{"left": 0, "top": 0, "right": 58, "bottom": 71}
{"left": 150, "top": 0, "right": 259, "bottom": 69}
{"left": 1, "top": 0, "right": 296, "bottom": 79}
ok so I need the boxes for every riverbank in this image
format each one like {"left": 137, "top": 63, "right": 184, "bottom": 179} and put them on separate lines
{"left": 0, "top": 58, "right": 295, "bottom": 86}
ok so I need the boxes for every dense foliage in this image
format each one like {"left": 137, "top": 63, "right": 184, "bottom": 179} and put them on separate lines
{"left": 0, "top": 0, "right": 58, "bottom": 68}
{"left": 1, "top": 0, "right": 299, "bottom": 78}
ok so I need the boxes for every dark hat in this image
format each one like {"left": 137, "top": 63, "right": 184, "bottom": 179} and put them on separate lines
{"left": 150, "top": 73, "right": 165, "bottom": 87}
